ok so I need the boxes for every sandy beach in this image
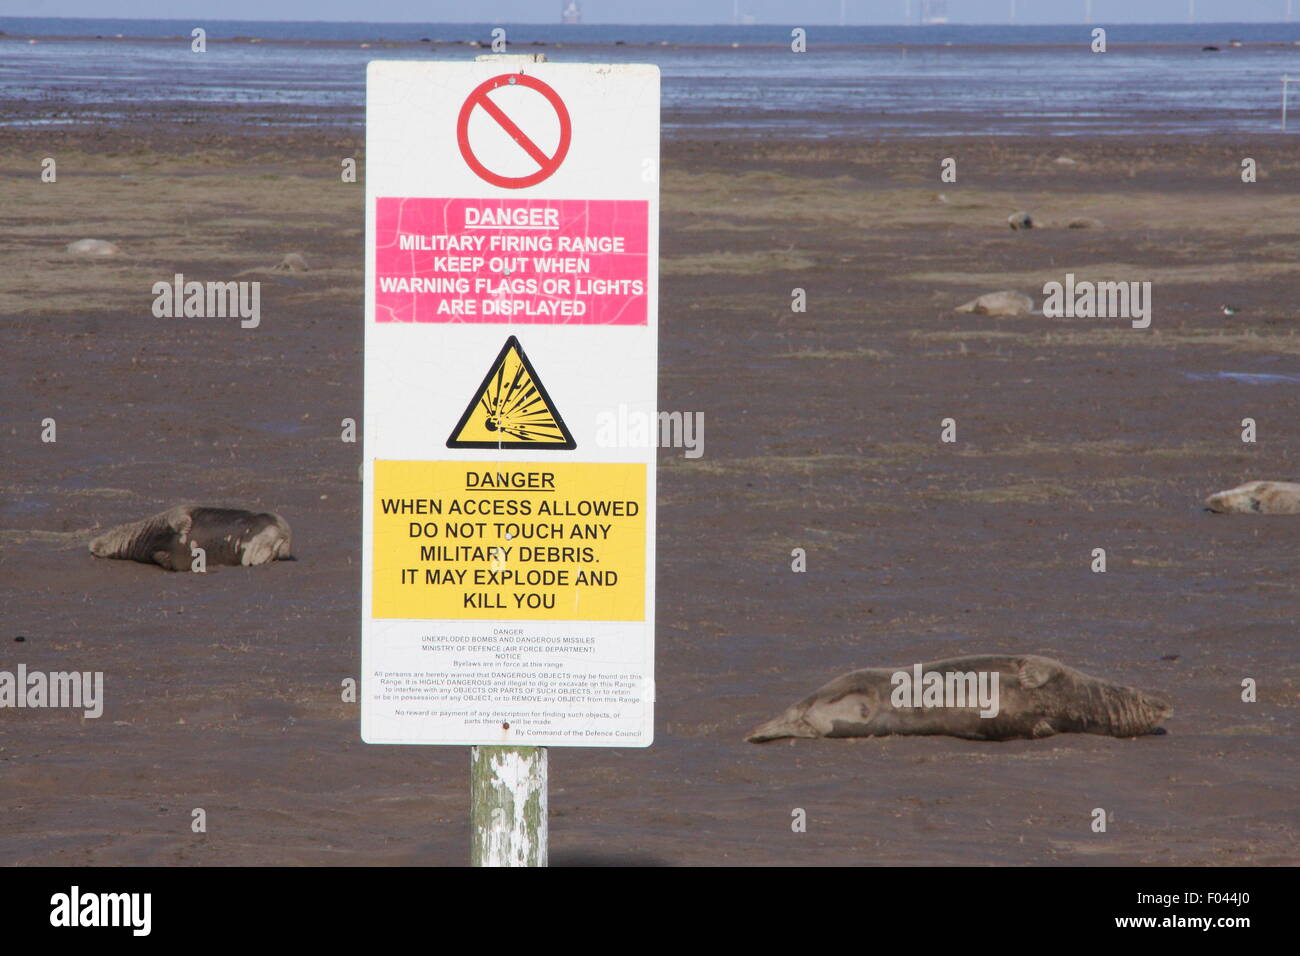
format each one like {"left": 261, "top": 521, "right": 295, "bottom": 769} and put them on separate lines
{"left": 1, "top": 119, "right": 1297, "bottom": 865}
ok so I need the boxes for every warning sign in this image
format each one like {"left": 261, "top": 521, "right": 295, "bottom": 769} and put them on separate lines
{"left": 456, "top": 74, "right": 572, "bottom": 189}
{"left": 373, "top": 461, "right": 646, "bottom": 620}
{"left": 374, "top": 198, "right": 649, "bottom": 324}
{"left": 446, "top": 336, "right": 575, "bottom": 448}
{"left": 363, "top": 60, "right": 658, "bottom": 748}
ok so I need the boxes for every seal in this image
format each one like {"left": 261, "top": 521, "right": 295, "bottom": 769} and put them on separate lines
{"left": 1203, "top": 480, "right": 1300, "bottom": 514}
{"left": 88, "top": 506, "right": 292, "bottom": 571}
{"left": 954, "top": 290, "right": 1034, "bottom": 316}
{"left": 746, "top": 654, "right": 1171, "bottom": 743}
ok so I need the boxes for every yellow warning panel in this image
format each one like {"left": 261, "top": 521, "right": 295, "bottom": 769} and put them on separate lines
{"left": 447, "top": 336, "right": 575, "bottom": 449}
{"left": 373, "top": 460, "right": 646, "bottom": 621}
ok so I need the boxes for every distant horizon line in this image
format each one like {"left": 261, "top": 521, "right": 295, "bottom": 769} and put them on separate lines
{"left": 1, "top": 15, "right": 1294, "bottom": 27}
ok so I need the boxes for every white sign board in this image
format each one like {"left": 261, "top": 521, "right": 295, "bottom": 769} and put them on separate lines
{"left": 361, "top": 60, "right": 659, "bottom": 747}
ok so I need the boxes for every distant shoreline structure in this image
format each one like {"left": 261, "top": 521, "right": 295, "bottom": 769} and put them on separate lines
{"left": 3, "top": 30, "right": 1299, "bottom": 50}
{"left": 5, "top": 35, "right": 1299, "bottom": 52}
{"left": 2, "top": 18, "right": 1299, "bottom": 46}
{"left": 919, "top": 0, "right": 951, "bottom": 25}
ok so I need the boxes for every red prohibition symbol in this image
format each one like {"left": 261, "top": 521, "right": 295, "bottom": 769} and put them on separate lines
{"left": 456, "top": 74, "right": 572, "bottom": 189}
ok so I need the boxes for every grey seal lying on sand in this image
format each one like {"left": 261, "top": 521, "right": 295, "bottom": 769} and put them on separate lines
{"left": 1204, "top": 480, "right": 1300, "bottom": 514}
{"left": 747, "top": 654, "right": 1171, "bottom": 743}
{"left": 89, "top": 506, "right": 292, "bottom": 571}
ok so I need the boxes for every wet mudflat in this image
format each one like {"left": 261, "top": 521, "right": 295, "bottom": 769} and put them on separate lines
{"left": 0, "top": 126, "right": 1296, "bottom": 865}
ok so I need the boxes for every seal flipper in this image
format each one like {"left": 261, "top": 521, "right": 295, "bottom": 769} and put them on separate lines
{"left": 1032, "top": 718, "right": 1058, "bottom": 738}
{"left": 152, "top": 549, "right": 185, "bottom": 572}
{"left": 169, "top": 510, "right": 194, "bottom": 543}
{"left": 1018, "top": 656, "right": 1061, "bottom": 689}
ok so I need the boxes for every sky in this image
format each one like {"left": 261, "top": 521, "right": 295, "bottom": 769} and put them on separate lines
{"left": 3, "top": 0, "right": 1297, "bottom": 23}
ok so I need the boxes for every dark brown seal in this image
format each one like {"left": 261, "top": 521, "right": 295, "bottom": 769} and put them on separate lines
{"left": 88, "top": 506, "right": 292, "bottom": 571}
{"left": 747, "top": 654, "right": 1171, "bottom": 743}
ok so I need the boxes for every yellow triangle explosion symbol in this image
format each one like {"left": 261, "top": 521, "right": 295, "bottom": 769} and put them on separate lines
{"left": 446, "top": 336, "right": 576, "bottom": 449}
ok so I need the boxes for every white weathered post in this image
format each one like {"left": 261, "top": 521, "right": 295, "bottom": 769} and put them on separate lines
{"left": 471, "top": 746, "right": 547, "bottom": 866}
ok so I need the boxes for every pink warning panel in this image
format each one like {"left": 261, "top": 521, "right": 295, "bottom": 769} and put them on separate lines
{"left": 375, "top": 198, "right": 649, "bottom": 325}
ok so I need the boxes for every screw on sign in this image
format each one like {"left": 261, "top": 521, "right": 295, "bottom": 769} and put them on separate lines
{"left": 457, "top": 74, "right": 573, "bottom": 189}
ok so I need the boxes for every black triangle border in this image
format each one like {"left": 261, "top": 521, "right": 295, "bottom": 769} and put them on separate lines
{"left": 446, "top": 335, "right": 577, "bottom": 450}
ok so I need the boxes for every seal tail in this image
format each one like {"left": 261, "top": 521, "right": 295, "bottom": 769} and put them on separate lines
{"left": 88, "top": 513, "right": 159, "bottom": 561}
